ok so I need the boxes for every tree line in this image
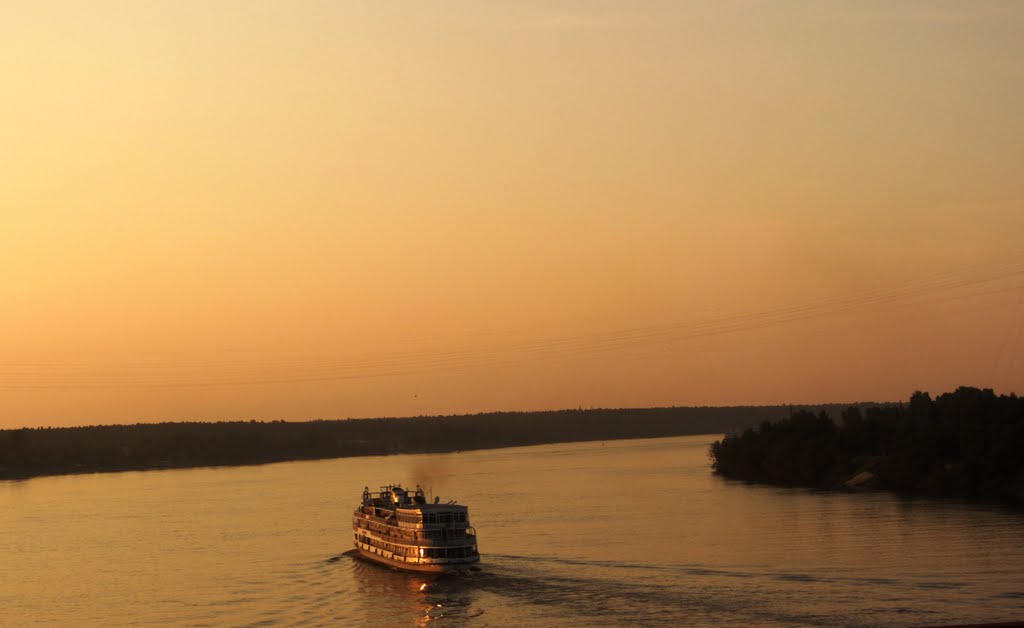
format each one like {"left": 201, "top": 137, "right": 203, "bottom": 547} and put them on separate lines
{"left": 709, "top": 387, "right": 1024, "bottom": 503}
{"left": 0, "top": 404, "right": 856, "bottom": 480}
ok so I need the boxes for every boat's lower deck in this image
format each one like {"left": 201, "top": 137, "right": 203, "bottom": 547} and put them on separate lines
{"left": 353, "top": 541, "right": 479, "bottom": 573}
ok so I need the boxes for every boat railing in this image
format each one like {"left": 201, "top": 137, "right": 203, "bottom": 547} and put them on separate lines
{"left": 360, "top": 535, "right": 477, "bottom": 549}
{"left": 353, "top": 511, "right": 395, "bottom": 526}
{"left": 354, "top": 523, "right": 478, "bottom": 547}
{"left": 355, "top": 530, "right": 478, "bottom": 548}
{"left": 414, "top": 537, "right": 477, "bottom": 548}
{"left": 353, "top": 510, "right": 472, "bottom": 530}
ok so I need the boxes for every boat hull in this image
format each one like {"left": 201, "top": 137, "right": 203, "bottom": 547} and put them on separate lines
{"left": 354, "top": 546, "right": 478, "bottom": 573}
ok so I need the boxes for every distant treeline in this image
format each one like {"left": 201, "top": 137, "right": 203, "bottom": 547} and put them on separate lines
{"left": 710, "top": 387, "right": 1024, "bottom": 503}
{"left": 0, "top": 404, "right": 863, "bottom": 480}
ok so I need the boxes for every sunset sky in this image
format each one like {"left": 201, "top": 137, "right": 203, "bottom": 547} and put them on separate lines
{"left": 2, "top": 1, "right": 1022, "bottom": 427}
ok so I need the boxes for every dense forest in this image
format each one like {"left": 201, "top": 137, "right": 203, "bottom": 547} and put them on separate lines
{"left": 710, "top": 387, "right": 1024, "bottom": 503}
{"left": 0, "top": 404, "right": 859, "bottom": 480}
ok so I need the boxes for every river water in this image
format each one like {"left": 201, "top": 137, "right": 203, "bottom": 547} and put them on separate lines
{"left": 2, "top": 434, "right": 1022, "bottom": 626}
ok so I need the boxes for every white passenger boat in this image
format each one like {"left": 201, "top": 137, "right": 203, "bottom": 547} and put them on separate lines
{"left": 352, "top": 485, "right": 480, "bottom": 573}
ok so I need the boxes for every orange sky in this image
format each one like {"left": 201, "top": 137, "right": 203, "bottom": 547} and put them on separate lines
{"left": 2, "top": 2, "right": 1022, "bottom": 427}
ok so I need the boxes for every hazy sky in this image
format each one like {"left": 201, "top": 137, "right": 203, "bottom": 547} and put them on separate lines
{"left": 2, "top": 1, "right": 1022, "bottom": 427}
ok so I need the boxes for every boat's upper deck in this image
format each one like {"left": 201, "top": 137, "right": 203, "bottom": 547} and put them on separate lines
{"left": 357, "top": 485, "right": 471, "bottom": 528}
{"left": 361, "top": 484, "right": 465, "bottom": 510}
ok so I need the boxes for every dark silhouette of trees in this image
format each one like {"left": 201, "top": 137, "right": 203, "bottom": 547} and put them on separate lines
{"left": 709, "top": 387, "right": 1024, "bottom": 504}
{"left": 0, "top": 404, "right": 862, "bottom": 481}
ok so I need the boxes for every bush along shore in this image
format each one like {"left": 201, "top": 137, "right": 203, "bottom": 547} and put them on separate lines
{"left": 0, "top": 404, "right": 867, "bottom": 480}
{"left": 709, "top": 387, "right": 1024, "bottom": 504}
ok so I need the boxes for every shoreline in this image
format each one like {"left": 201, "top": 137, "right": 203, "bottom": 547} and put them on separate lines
{"left": 1, "top": 404, "right": 867, "bottom": 482}
{"left": 1, "top": 431, "right": 718, "bottom": 482}
{"left": 708, "top": 388, "right": 1024, "bottom": 506}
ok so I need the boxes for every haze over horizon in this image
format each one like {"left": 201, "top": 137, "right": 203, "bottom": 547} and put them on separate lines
{"left": 2, "top": 1, "right": 1022, "bottom": 428}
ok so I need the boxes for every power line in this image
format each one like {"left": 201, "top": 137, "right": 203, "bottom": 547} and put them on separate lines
{"left": 1, "top": 257, "right": 1022, "bottom": 390}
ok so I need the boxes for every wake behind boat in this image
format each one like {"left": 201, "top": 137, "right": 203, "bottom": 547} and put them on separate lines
{"left": 352, "top": 484, "right": 480, "bottom": 573}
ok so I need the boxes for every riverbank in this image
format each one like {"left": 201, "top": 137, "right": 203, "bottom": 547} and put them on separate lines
{"left": 1, "top": 403, "right": 866, "bottom": 480}
{"left": 709, "top": 387, "right": 1024, "bottom": 504}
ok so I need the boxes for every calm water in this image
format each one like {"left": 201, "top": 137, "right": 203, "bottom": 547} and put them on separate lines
{"left": 2, "top": 435, "right": 1023, "bottom": 627}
